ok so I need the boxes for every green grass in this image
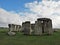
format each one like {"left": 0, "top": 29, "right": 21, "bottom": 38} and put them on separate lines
{"left": 0, "top": 28, "right": 60, "bottom": 45}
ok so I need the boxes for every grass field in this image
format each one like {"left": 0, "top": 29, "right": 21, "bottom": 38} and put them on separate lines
{"left": 0, "top": 28, "right": 60, "bottom": 45}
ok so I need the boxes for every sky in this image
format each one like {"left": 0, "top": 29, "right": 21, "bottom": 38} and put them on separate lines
{"left": 0, "top": 0, "right": 41, "bottom": 12}
{"left": 0, "top": 0, "right": 60, "bottom": 28}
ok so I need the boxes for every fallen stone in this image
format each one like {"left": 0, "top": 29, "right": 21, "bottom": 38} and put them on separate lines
{"left": 7, "top": 31, "right": 16, "bottom": 36}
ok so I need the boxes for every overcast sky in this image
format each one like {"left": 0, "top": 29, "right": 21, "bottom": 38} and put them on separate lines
{"left": 0, "top": 0, "right": 60, "bottom": 28}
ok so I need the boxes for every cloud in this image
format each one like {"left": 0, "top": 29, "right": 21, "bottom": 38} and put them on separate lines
{"left": 24, "top": 0, "right": 60, "bottom": 28}
{"left": 0, "top": 8, "right": 21, "bottom": 27}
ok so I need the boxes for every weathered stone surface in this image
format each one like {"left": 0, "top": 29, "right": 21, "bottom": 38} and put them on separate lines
{"left": 16, "top": 25, "right": 21, "bottom": 32}
{"left": 8, "top": 24, "right": 21, "bottom": 32}
{"left": 31, "top": 24, "right": 35, "bottom": 34}
{"left": 34, "top": 21, "right": 42, "bottom": 35}
{"left": 22, "top": 21, "right": 32, "bottom": 35}
{"left": 8, "top": 24, "right": 14, "bottom": 32}
{"left": 7, "top": 31, "right": 16, "bottom": 36}
{"left": 8, "top": 18, "right": 53, "bottom": 36}
{"left": 34, "top": 18, "right": 53, "bottom": 35}
{"left": 31, "top": 24, "right": 35, "bottom": 31}
{"left": 47, "top": 20, "right": 53, "bottom": 35}
{"left": 22, "top": 22, "right": 25, "bottom": 32}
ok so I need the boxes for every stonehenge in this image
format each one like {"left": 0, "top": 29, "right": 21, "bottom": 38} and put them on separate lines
{"left": 34, "top": 20, "right": 42, "bottom": 35}
{"left": 34, "top": 18, "right": 53, "bottom": 35}
{"left": 8, "top": 18, "right": 53, "bottom": 36}
{"left": 8, "top": 24, "right": 21, "bottom": 32}
{"left": 22, "top": 21, "right": 32, "bottom": 35}
{"left": 7, "top": 31, "right": 16, "bottom": 36}
{"left": 8, "top": 24, "right": 21, "bottom": 36}
{"left": 31, "top": 24, "right": 35, "bottom": 34}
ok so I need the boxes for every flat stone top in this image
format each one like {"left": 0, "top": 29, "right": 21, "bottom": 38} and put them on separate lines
{"left": 31, "top": 24, "right": 35, "bottom": 25}
{"left": 8, "top": 24, "right": 14, "bottom": 26}
{"left": 25, "top": 21, "right": 30, "bottom": 23}
{"left": 8, "top": 24, "right": 21, "bottom": 26}
{"left": 37, "top": 18, "right": 51, "bottom": 21}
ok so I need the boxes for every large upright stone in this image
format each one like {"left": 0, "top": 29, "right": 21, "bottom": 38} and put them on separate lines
{"left": 8, "top": 24, "right": 14, "bottom": 32}
{"left": 22, "top": 21, "right": 31, "bottom": 35}
{"left": 31, "top": 24, "right": 35, "bottom": 34}
{"left": 22, "top": 22, "right": 25, "bottom": 32}
{"left": 16, "top": 25, "right": 21, "bottom": 32}
{"left": 34, "top": 20, "right": 42, "bottom": 35}
{"left": 34, "top": 18, "right": 53, "bottom": 35}
{"left": 12, "top": 24, "right": 16, "bottom": 31}
{"left": 18, "top": 25, "right": 21, "bottom": 32}
{"left": 47, "top": 20, "right": 53, "bottom": 35}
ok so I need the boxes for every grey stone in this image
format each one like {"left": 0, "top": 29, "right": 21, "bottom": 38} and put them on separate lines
{"left": 8, "top": 18, "right": 53, "bottom": 36}
{"left": 8, "top": 24, "right": 21, "bottom": 32}
{"left": 34, "top": 18, "right": 53, "bottom": 35}
{"left": 7, "top": 31, "right": 16, "bottom": 36}
{"left": 22, "top": 21, "right": 32, "bottom": 35}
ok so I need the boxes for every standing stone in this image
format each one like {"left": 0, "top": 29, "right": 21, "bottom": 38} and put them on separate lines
{"left": 18, "top": 25, "right": 21, "bottom": 32}
{"left": 22, "top": 21, "right": 31, "bottom": 35}
{"left": 43, "top": 21, "right": 47, "bottom": 33}
{"left": 34, "top": 20, "right": 42, "bottom": 35}
{"left": 16, "top": 25, "right": 19, "bottom": 31}
{"left": 8, "top": 24, "right": 14, "bottom": 32}
{"left": 14, "top": 25, "right": 17, "bottom": 31}
{"left": 31, "top": 24, "right": 35, "bottom": 34}
{"left": 8, "top": 24, "right": 16, "bottom": 36}
{"left": 12, "top": 24, "right": 16, "bottom": 32}
{"left": 47, "top": 20, "right": 53, "bottom": 35}
{"left": 22, "top": 22, "right": 25, "bottom": 32}
{"left": 33, "top": 18, "right": 53, "bottom": 35}
{"left": 8, "top": 24, "right": 11, "bottom": 31}
{"left": 16, "top": 25, "right": 21, "bottom": 32}
{"left": 31, "top": 24, "right": 35, "bottom": 30}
